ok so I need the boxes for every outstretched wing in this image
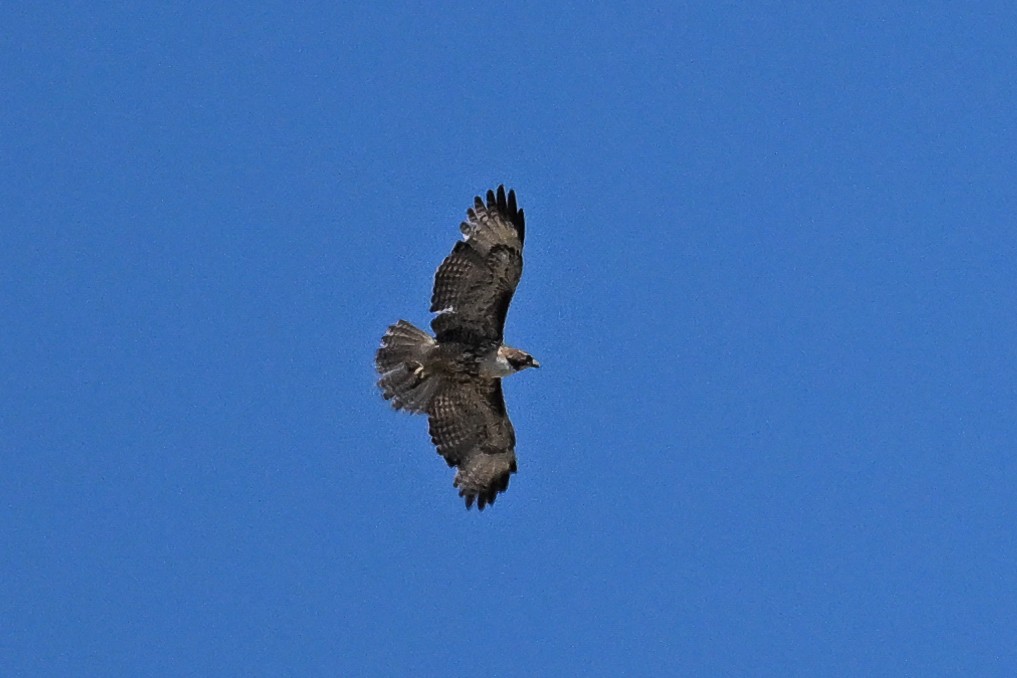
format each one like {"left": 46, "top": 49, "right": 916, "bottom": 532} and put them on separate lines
{"left": 427, "top": 378, "right": 517, "bottom": 510}
{"left": 431, "top": 185, "right": 525, "bottom": 344}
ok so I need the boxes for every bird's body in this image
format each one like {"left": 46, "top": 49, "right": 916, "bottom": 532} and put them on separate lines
{"left": 375, "top": 186, "right": 538, "bottom": 510}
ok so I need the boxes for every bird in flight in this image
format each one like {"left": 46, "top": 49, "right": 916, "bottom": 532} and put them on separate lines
{"left": 375, "top": 186, "right": 539, "bottom": 510}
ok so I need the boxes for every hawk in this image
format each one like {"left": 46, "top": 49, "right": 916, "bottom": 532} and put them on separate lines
{"left": 375, "top": 185, "right": 539, "bottom": 510}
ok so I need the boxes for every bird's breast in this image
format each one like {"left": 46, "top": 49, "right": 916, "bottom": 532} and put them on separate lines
{"left": 478, "top": 349, "right": 515, "bottom": 378}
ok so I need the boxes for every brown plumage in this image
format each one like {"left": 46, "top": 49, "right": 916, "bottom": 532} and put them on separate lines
{"left": 375, "top": 186, "right": 538, "bottom": 510}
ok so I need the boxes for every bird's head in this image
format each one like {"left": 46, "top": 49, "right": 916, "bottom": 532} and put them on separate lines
{"left": 502, "top": 347, "right": 540, "bottom": 372}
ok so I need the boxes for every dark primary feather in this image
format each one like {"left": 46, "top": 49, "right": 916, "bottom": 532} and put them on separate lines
{"left": 427, "top": 379, "right": 517, "bottom": 510}
{"left": 430, "top": 185, "right": 525, "bottom": 344}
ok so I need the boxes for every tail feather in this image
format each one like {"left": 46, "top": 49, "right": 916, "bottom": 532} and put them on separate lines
{"left": 375, "top": 321, "right": 442, "bottom": 412}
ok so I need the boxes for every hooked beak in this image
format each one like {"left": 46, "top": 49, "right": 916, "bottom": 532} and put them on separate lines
{"left": 531, "top": 359, "right": 541, "bottom": 368}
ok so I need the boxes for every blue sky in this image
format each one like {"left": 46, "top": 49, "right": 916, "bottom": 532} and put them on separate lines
{"left": 3, "top": 3, "right": 1016, "bottom": 676}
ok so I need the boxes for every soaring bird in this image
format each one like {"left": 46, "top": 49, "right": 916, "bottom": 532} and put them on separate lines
{"left": 375, "top": 186, "right": 538, "bottom": 510}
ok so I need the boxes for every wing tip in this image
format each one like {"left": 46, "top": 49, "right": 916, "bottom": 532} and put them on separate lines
{"left": 474, "top": 184, "right": 525, "bottom": 244}
{"left": 461, "top": 488, "right": 495, "bottom": 511}
{"left": 455, "top": 459, "right": 516, "bottom": 511}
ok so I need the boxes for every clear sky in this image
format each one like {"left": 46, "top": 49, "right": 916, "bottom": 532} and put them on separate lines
{"left": 3, "top": 3, "right": 1016, "bottom": 676}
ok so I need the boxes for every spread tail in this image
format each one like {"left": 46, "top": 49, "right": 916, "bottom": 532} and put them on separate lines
{"left": 375, "top": 320, "right": 442, "bottom": 413}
